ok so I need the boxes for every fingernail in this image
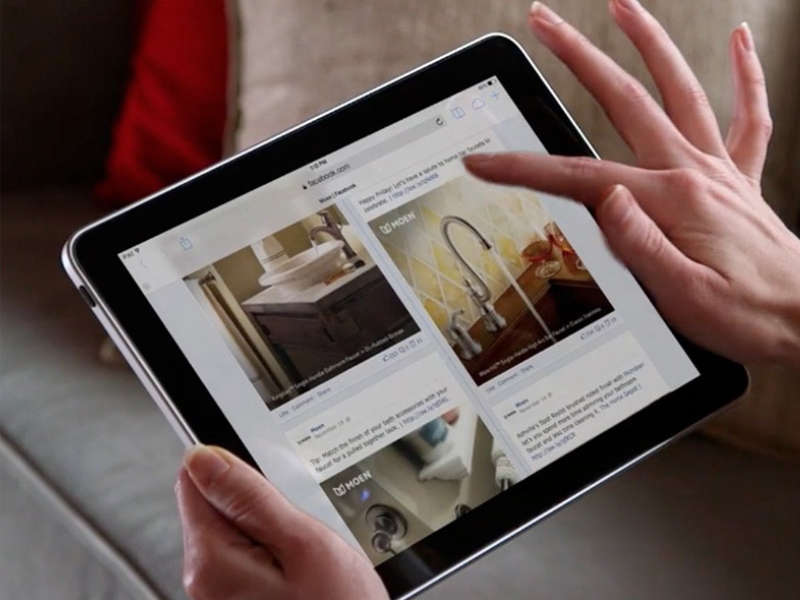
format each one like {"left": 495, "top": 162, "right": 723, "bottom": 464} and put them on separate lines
{"left": 463, "top": 153, "right": 497, "bottom": 168}
{"left": 184, "top": 445, "right": 230, "bottom": 488}
{"left": 530, "top": 2, "right": 563, "bottom": 25}
{"left": 605, "top": 184, "right": 627, "bottom": 202}
{"left": 737, "top": 22, "right": 753, "bottom": 52}
{"left": 600, "top": 185, "right": 631, "bottom": 222}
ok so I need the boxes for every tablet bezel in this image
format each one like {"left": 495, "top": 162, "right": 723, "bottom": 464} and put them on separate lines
{"left": 64, "top": 34, "right": 748, "bottom": 599}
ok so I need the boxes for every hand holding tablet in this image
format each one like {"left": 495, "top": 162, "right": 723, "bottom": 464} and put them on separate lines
{"left": 64, "top": 2, "right": 799, "bottom": 600}
{"left": 177, "top": 446, "right": 390, "bottom": 600}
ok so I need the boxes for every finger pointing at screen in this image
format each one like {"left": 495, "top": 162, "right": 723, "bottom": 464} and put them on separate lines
{"left": 465, "top": 0, "right": 800, "bottom": 368}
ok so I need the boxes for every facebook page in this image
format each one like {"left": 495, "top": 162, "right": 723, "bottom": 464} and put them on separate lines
{"left": 120, "top": 78, "right": 698, "bottom": 564}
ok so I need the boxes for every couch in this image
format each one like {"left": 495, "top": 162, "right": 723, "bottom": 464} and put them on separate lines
{"left": 1, "top": 2, "right": 799, "bottom": 600}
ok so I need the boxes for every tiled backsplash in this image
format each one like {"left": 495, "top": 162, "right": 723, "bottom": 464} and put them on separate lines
{"left": 377, "top": 175, "right": 553, "bottom": 334}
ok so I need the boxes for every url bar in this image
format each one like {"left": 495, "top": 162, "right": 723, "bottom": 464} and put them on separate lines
{"left": 305, "top": 115, "right": 447, "bottom": 189}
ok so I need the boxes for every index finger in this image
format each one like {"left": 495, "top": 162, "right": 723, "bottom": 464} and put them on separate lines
{"left": 463, "top": 152, "right": 678, "bottom": 224}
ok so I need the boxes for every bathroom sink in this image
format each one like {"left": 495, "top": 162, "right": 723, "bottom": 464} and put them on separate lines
{"left": 259, "top": 240, "right": 346, "bottom": 291}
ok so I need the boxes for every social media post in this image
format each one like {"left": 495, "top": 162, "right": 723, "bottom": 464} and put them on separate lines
{"left": 317, "top": 402, "right": 520, "bottom": 565}
{"left": 492, "top": 331, "right": 669, "bottom": 472}
{"left": 181, "top": 203, "right": 420, "bottom": 412}
{"left": 271, "top": 331, "right": 430, "bottom": 423}
{"left": 367, "top": 173, "right": 615, "bottom": 388}
{"left": 284, "top": 353, "right": 506, "bottom": 482}
{"left": 351, "top": 130, "right": 505, "bottom": 220}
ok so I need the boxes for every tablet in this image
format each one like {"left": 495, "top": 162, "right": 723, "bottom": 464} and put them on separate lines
{"left": 63, "top": 34, "right": 748, "bottom": 599}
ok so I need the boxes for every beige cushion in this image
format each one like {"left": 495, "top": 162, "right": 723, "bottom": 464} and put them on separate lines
{"left": 229, "top": 0, "right": 800, "bottom": 458}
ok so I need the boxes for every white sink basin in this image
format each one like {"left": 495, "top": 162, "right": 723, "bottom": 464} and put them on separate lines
{"left": 259, "top": 240, "right": 346, "bottom": 292}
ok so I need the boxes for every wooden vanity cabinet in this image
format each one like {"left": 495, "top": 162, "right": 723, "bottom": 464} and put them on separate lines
{"left": 244, "top": 267, "right": 418, "bottom": 388}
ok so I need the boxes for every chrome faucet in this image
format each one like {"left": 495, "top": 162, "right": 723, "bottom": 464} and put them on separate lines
{"left": 440, "top": 216, "right": 507, "bottom": 332}
{"left": 446, "top": 309, "right": 483, "bottom": 359}
{"left": 309, "top": 211, "right": 365, "bottom": 267}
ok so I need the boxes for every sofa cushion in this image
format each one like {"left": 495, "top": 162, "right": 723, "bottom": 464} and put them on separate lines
{"left": 95, "top": 0, "right": 230, "bottom": 206}
{"left": 231, "top": 0, "right": 800, "bottom": 226}
{"left": 0, "top": 190, "right": 187, "bottom": 599}
{"left": 0, "top": 438, "right": 160, "bottom": 600}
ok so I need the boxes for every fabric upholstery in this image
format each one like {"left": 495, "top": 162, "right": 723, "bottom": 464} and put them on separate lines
{"left": 232, "top": 0, "right": 800, "bottom": 222}
{"left": 95, "top": 0, "right": 230, "bottom": 205}
{"left": 0, "top": 439, "right": 157, "bottom": 600}
{"left": 0, "top": 191, "right": 188, "bottom": 600}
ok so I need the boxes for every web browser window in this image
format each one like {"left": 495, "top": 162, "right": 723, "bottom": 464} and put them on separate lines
{"left": 120, "top": 78, "right": 699, "bottom": 564}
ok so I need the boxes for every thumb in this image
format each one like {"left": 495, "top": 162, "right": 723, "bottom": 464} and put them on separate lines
{"left": 184, "top": 445, "right": 317, "bottom": 556}
{"left": 595, "top": 184, "right": 690, "bottom": 295}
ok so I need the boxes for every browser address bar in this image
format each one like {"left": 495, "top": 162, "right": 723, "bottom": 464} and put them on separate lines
{"left": 304, "top": 115, "right": 447, "bottom": 189}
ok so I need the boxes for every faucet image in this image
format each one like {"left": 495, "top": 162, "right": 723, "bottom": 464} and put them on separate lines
{"left": 446, "top": 309, "right": 483, "bottom": 359}
{"left": 309, "top": 211, "right": 365, "bottom": 268}
{"left": 440, "top": 216, "right": 507, "bottom": 332}
{"left": 366, "top": 504, "right": 407, "bottom": 557}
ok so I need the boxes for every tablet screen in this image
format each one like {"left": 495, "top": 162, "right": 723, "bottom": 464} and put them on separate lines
{"left": 118, "top": 77, "right": 698, "bottom": 564}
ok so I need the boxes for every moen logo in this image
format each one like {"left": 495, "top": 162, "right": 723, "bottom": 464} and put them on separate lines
{"left": 378, "top": 211, "right": 416, "bottom": 235}
{"left": 332, "top": 470, "right": 372, "bottom": 497}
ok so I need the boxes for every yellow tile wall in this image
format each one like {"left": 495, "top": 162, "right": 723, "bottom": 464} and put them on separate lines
{"left": 379, "top": 175, "right": 555, "bottom": 336}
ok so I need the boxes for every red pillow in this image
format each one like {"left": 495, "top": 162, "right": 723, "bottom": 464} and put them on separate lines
{"left": 95, "top": 0, "right": 229, "bottom": 205}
